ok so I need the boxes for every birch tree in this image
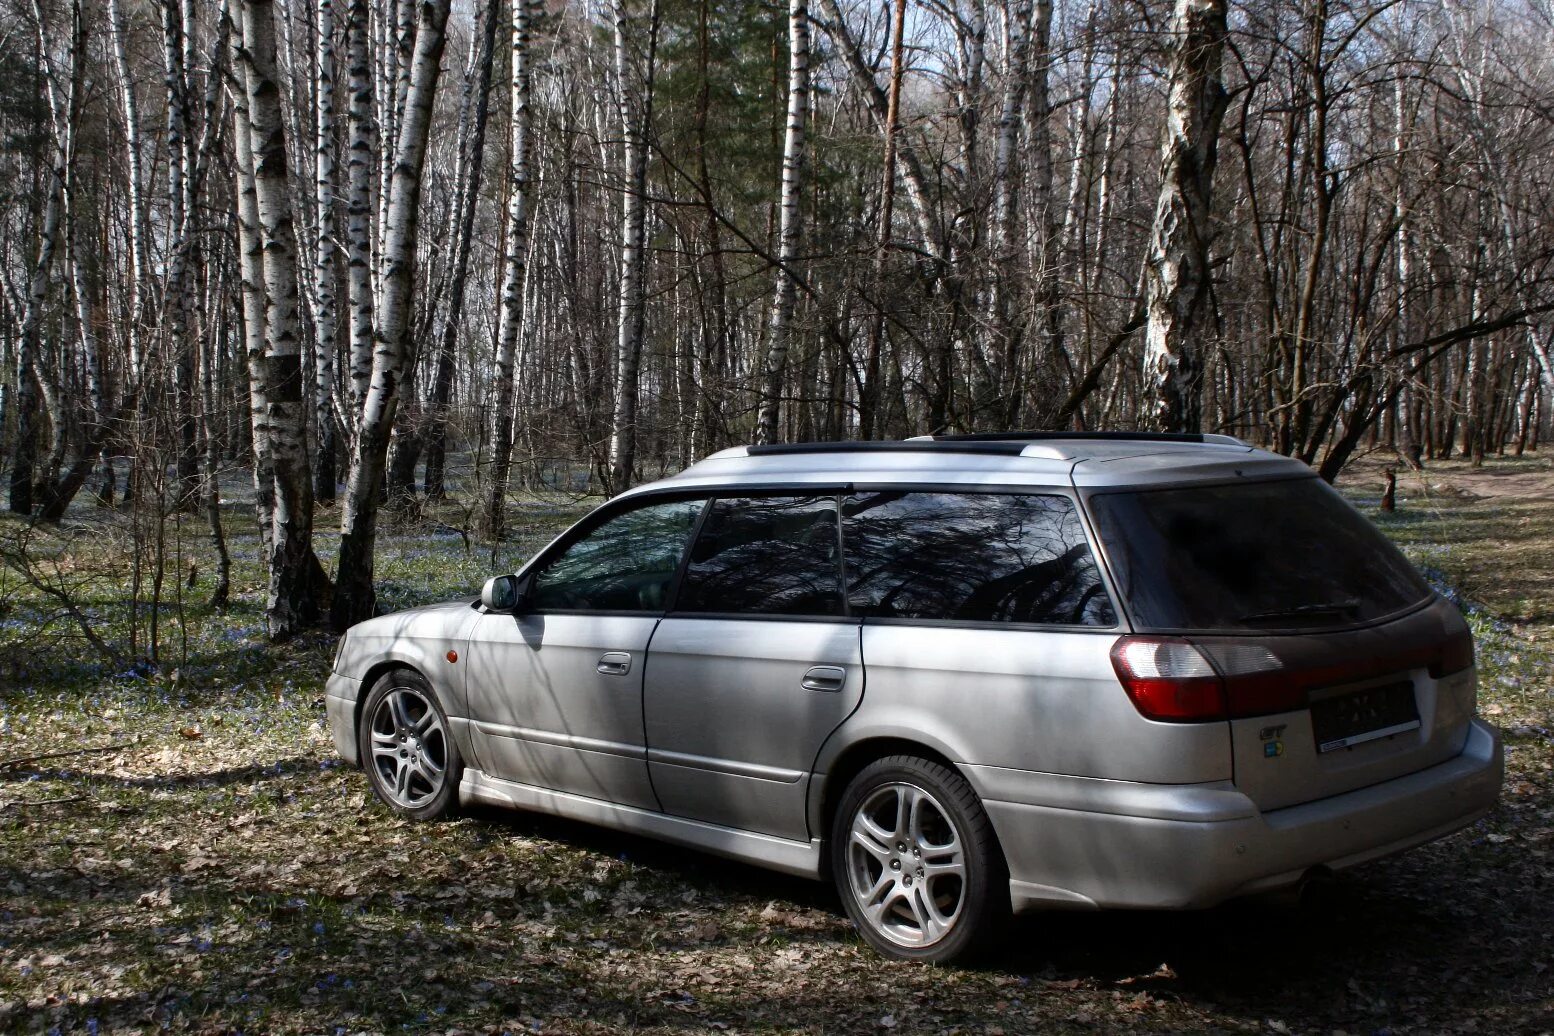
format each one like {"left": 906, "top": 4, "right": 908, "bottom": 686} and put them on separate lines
{"left": 313, "top": 0, "right": 339, "bottom": 503}
{"left": 8, "top": 0, "right": 76, "bottom": 516}
{"left": 1142, "top": 0, "right": 1229, "bottom": 433}
{"left": 332, "top": 0, "right": 452, "bottom": 628}
{"left": 754, "top": 0, "right": 811, "bottom": 445}
{"left": 606, "top": 0, "right": 660, "bottom": 490}
{"left": 484, "top": 0, "right": 536, "bottom": 539}
{"left": 239, "top": 0, "right": 325, "bottom": 638}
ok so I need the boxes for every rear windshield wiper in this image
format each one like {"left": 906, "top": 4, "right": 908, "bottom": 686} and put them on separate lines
{"left": 1238, "top": 599, "right": 1362, "bottom": 624}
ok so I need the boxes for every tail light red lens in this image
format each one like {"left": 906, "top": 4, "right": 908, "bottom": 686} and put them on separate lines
{"left": 1429, "top": 629, "right": 1475, "bottom": 678}
{"left": 1113, "top": 628, "right": 1474, "bottom": 724}
{"left": 1111, "top": 636, "right": 1290, "bottom": 722}
{"left": 1109, "top": 638, "right": 1227, "bottom": 722}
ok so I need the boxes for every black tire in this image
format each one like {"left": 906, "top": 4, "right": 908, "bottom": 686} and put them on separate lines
{"left": 357, "top": 668, "right": 463, "bottom": 820}
{"left": 829, "top": 754, "right": 1010, "bottom": 963}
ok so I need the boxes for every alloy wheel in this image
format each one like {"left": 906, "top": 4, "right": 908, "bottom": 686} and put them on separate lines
{"left": 368, "top": 686, "right": 449, "bottom": 810}
{"left": 845, "top": 781, "right": 967, "bottom": 948}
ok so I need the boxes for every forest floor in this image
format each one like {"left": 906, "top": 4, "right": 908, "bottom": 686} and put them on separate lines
{"left": 1, "top": 454, "right": 1552, "bottom": 1034}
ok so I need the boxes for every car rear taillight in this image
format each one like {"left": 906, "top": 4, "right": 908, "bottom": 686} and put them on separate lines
{"left": 1110, "top": 638, "right": 1227, "bottom": 721}
{"left": 1111, "top": 636, "right": 1288, "bottom": 722}
{"left": 1429, "top": 629, "right": 1475, "bottom": 678}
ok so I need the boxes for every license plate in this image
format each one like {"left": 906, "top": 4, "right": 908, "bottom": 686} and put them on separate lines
{"left": 1310, "top": 681, "right": 1420, "bottom": 753}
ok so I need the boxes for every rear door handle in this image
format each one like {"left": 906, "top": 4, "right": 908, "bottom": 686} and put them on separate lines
{"left": 802, "top": 666, "right": 847, "bottom": 692}
{"left": 597, "top": 652, "right": 632, "bottom": 676}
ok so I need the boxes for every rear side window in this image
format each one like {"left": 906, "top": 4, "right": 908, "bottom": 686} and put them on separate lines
{"left": 675, "top": 496, "right": 844, "bottom": 617}
{"left": 842, "top": 492, "right": 1117, "bottom": 626}
{"left": 1087, "top": 477, "right": 1432, "bottom": 632}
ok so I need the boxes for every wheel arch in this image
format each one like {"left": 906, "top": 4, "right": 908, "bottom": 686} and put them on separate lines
{"left": 351, "top": 660, "right": 431, "bottom": 766}
{"left": 812, "top": 735, "right": 977, "bottom": 858}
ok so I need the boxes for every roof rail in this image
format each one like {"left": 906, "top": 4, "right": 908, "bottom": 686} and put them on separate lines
{"left": 909, "top": 430, "right": 1248, "bottom": 447}
{"left": 744, "top": 440, "right": 1032, "bottom": 457}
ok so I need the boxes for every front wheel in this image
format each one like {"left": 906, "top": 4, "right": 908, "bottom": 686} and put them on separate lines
{"left": 830, "top": 755, "right": 1010, "bottom": 962}
{"left": 358, "top": 668, "right": 463, "bottom": 820}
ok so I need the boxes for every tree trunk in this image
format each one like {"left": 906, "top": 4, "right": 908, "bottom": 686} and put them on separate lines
{"left": 425, "top": 0, "right": 499, "bottom": 501}
{"left": 484, "top": 0, "right": 536, "bottom": 539}
{"left": 240, "top": 0, "right": 325, "bottom": 639}
{"left": 859, "top": 0, "right": 906, "bottom": 441}
{"left": 607, "top": 0, "right": 659, "bottom": 490}
{"left": 754, "top": 0, "right": 811, "bottom": 445}
{"left": 332, "top": 0, "right": 451, "bottom": 629}
{"left": 1142, "top": 0, "right": 1228, "bottom": 433}
{"left": 229, "top": 0, "right": 275, "bottom": 560}
{"left": 313, "top": 0, "right": 339, "bottom": 504}
{"left": 9, "top": 0, "right": 72, "bottom": 516}
{"left": 107, "top": 0, "right": 151, "bottom": 386}
{"left": 344, "top": 0, "right": 375, "bottom": 422}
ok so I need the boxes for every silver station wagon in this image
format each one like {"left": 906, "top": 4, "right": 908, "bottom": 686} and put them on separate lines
{"left": 325, "top": 433, "right": 1503, "bottom": 962}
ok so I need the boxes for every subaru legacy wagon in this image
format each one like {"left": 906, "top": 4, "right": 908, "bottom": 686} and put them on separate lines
{"left": 325, "top": 433, "right": 1503, "bottom": 961}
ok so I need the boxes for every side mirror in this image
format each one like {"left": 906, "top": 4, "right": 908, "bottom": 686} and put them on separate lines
{"left": 481, "top": 574, "right": 523, "bottom": 612}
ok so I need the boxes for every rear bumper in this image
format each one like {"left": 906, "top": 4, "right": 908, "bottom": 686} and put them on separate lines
{"left": 978, "top": 718, "right": 1503, "bottom": 913}
{"left": 325, "top": 672, "right": 363, "bottom": 767}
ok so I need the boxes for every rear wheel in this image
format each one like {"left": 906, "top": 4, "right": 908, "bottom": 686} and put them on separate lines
{"left": 358, "top": 669, "right": 462, "bottom": 820}
{"left": 830, "top": 755, "right": 1009, "bottom": 962}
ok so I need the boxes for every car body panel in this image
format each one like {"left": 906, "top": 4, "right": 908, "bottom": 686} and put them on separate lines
{"left": 991, "top": 719, "right": 1500, "bottom": 911}
{"left": 842, "top": 625, "right": 1233, "bottom": 784}
{"left": 1212, "top": 598, "right": 1478, "bottom": 811}
{"left": 329, "top": 599, "right": 481, "bottom": 757}
{"left": 643, "top": 617, "right": 863, "bottom": 840}
{"left": 462, "top": 612, "right": 661, "bottom": 811}
{"left": 462, "top": 767, "right": 821, "bottom": 877}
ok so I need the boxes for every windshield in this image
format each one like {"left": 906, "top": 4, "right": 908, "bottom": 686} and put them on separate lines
{"left": 1087, "top": 477, "right": 1432, "bottom": 632}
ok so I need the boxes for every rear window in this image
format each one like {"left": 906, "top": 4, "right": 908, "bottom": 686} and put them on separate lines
{"left": 1087, "top": 477, "right": 1432, "bottom": 632}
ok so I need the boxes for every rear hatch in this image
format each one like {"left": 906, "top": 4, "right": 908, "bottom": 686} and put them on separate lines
{"left": 1088, "top": 475, "right": 1477, "bottom": 812}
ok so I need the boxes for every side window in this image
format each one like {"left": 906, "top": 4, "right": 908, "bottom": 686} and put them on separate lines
{"left": 529, "top": 498, "right": 705, "bottom": 612}
{"left": 674, "top": 496, "right": 844, "bottom": 617}
{"left": 843, "top": 492, "right": 1117, "bottom": 626}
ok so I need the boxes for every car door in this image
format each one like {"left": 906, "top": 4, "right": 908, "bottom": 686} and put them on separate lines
{"left": 464, "top": 496, "right": 706, "bottom": 811}
{"left": 643, "top": 494, "right": 862, "bottom": 841}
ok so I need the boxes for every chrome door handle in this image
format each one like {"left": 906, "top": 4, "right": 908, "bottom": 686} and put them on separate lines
{"left": 802, "top": 666, "right": 847, "bottom": 692}
{"left": 597, "top": 652, "right": 632, "bottom": 676}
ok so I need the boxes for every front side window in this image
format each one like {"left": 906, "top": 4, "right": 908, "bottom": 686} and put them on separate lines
{"left": 843, "top": 492, "right": 1117, "bottom": 626}
{"left": 675, "top": 496, "right": 845, "bottom": 617}
{"left": 529, "top": 497, "right": 705, "bottom": 612}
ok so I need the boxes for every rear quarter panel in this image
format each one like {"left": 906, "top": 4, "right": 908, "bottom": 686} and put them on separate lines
{"left": 819, "top": 625, "right": 1232, "bottom": 787}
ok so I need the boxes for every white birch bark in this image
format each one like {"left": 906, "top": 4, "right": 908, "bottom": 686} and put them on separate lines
{"left": 240, "top": 0, "right": 322, "bottom": 638}
{"left": 332, "top": 0, "right": 451, "bottom": 628}
{"left": 1143, "top": 0, "right": 1229, "bottom": 433}
{"left": 484, "top": 0, "right": 535, "bottom": 538}
{"left": 107, "top": 0, "right": 150, "bottom": 385}
{"left": 313, "top": 0, "right": 339, "bottom": 502}
{"left": 425, "top": 0, "right": 499, "bottom": 500}
{"left": 754, "top": 0, "right": 811, "bottom": 445}
{"left": 344, "top": 0, "right": 376, "bottom": 420}
{"left": 983, "top": 0, "right": 1031, "bottom": 416}
{"left": 607, "top": 0, "right": 659, "bottom": 490}
{"left": 160, "top": 0, "right": 200, "bottom": 505}
{"left": 9, "top": 0, "right": 72, "bottom": 516}
{"left": 228, "top": 0, "right": 275, "bottom": 558}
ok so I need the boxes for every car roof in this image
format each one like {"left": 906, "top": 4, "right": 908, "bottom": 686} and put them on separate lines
{"left": 624, "top": 433, "right": 1311, "bottom": 498}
